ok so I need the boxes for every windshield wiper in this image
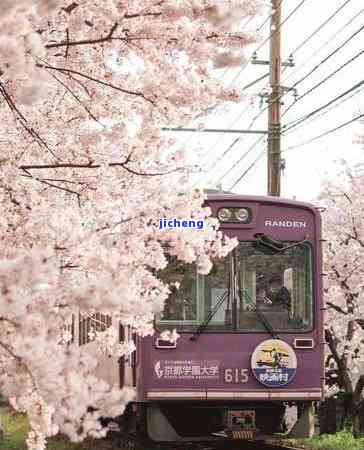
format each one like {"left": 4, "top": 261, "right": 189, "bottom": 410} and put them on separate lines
{"left": 190, "top": 290, "right": 228, "bottom": 341}
{"left": 239, "top": 288, "right": 278, "bottom": 340}
{"left": 253, "top": 233, "right": 308, "bottom": 255}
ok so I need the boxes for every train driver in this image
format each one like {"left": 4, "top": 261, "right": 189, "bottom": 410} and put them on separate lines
{"left": 266, "top": 274, "right": 291, "bottom": 310}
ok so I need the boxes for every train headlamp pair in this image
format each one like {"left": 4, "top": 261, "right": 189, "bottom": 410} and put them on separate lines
{"left": 217, "top": 207, "right": 250, "bottom": 223}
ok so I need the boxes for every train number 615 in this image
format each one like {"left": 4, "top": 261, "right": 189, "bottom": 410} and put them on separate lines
{"left": 224, "top": 368, "right": 249, "bottom": 383}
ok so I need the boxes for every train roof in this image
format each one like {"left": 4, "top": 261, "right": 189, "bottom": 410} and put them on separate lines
{"left": 204, "top": 189, "right": 320, "bottom": 212}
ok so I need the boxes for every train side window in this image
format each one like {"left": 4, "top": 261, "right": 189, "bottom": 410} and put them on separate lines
{"left": 79, "top": 313, "right": 111, "bottom": 346}
{"left": 203, "top": 257, "right": 230, "bottom": 327}
{"left": 157, "top": 258, "right": 199, "bottom": 324}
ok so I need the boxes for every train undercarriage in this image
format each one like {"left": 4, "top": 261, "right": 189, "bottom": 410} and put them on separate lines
{"left": 111, "top": 400, "right": 315, "bottom": 448}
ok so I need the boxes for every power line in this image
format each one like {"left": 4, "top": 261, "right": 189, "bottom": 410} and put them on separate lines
{"left": 228, "top": 0, "right": 288, "bottom": 86}
{"left": 194, "top": 72, "right": 269, "bottom": 160}
{"left": 211, "top": 3, "right": 364, "bottom": 191}
{"left": 221, "top": 71, "right": 363, "bottom": 191}
{"left": 230, "top": 109, "right": 364, "bottom": 190}
{"left": 229, "top": 0, "right": 308, "bottom": 88}
{"left": 282, "top": 82, "right": 364, "bottom": 134}
{"left": 281, "top": 6, "right": 364, "bottom": 85}
{"left": 190, "top": 1, "right": 285, "bottom": 153}
{"left": 283, "top": 112, "right": 364, "bottom": 152}
{"left": 282, "top": 79, "right": 364, "bottom": 133}
{"left": 165, "top": 7, "right": 276, "bottom": 151}
{"left": 288, "top": 0, "right": 353, "bottom": 56}
{"left": 290, "top": 23, "right": 364, "bottom": 90}
{"left": 196, "top": 0, "right": 310, "bottom": 186}
{"left": 162, "top": 127, "right": 267, "bottom": 134}
{"left": 283, "top": 49, "right": 364, "bottom": 118}
{"left": 237, "top": 21, "right": 364, "bottom": 134}
{"left": 218, "top": 8, "right": 273, "bottom": 82}
{"left": 229, "top": 148, "right": 266, "bottom": 190}
{"left": 214, "top": 134, "right": 266, "bottom": 185}
{"left": 199, "top": 1, "right": 361, "bottom": 190}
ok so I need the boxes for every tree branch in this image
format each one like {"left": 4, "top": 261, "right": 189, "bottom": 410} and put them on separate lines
{"left": 0, "top": 341, "right": 37, "bottom": 388}
{"left": 47, "top": 71, "right": 103, "bottom": 126}
{"left": 36, "top": 61, "right": 155, "bottom": 105}
{"left": 0, "top": 81, "right": 59, "bottom": 159}
{"left": 46, "top": 22, "right": 119, "bottom": 50}
{"left": 326, "top": 301, "right": 348, "bottom": 315}
{"left": 21, "top": 170, "right": 81, "bottom": 204}
{"left": 354, "top": 374, "right": 364, "bottom": 402}
{"left": 325, "top": 328, "right": 353, "bottom": 393}
{"left": 19, "top": 161, "right": 174, "bottom": 177}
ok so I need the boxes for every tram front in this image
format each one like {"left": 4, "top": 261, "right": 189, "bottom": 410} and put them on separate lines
{"left": 136, "top": 194, "right": 324, "bottom": 443}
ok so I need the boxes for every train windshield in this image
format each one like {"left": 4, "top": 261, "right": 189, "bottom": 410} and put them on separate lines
{"left": 157, "top": 241, "right": 313, "bottom": 332}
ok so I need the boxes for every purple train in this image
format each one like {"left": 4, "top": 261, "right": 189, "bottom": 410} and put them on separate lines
{"left": 119, "top": 193, "right": 325, "bottom": 445}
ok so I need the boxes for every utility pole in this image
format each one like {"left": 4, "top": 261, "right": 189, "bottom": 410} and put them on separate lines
{"left": 268, "top": 0, "right": 282, "bottom": 197}
{"left": 253, "top": 2, "right": 294, "bottom": 196}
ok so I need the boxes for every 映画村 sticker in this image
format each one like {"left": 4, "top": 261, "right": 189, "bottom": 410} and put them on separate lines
{"left": 251, "top": 339, "right": 297, "bottom": 387}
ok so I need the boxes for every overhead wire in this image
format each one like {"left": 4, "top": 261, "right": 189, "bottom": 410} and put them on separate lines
{"left": 228, "top": 105, "right": 364, "bottom": 191}
{"left": 282, "top": 79, "right": 364, "bottom": 133}
{"left": 199, "top": 71, "right": 269, "bottom": 155}
{"left": 215, "top": 134, "right": 266, "bottom": 186}
{"left": 215, "top": 2, "right": 363, "bottom": 190}
{"left": 281, "top": 5, "right": 364, "bottom": 85}
{"left": 222, "top": 1, "right": 363, "bottom": 190}
{"left": 282, "top": 81, "right": 364, "bottom": 134}
{"left": 287, "top": 0, "right": 353, "bottom": 57}
{"left": 176, "top": 5, "right": 278, "bottom": 157}
{"left": 196, "top": 0, "right": 311, "bottom": 187}
{"left": 288, "top": 23, "right": 364, "bottom": 90}
{"left": 282, "top": 112, "right": 364, "bottom": 152}
{"left": 228, "top": 0, "right": 287, "bottom": 86}
{"left": 218, "top": 8, "right": 272, "bottom": 82}
{"left": 282, "top": 49, "right": 364, "bottom": 118}
{"left": 228, "top": 147, "right": 266, "bottom": 190}
{"left": 245, "top": 21, "right": 364, "bottom": 133}
{"left": 199, "top": 1, "right": 362, "bottom": 191}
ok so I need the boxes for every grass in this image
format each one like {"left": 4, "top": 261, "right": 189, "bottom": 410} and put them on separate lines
{"left": 2, "top": 404, "right": 364, "bottom": 450}
{"left": 286, "top": 431, "right": 364, "bottom": 450}
{"left": 0, "top": 406, "right": 114, "bottom": 450}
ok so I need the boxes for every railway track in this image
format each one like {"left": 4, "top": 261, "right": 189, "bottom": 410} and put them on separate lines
{"left": 110, "top": 431, "right": 306, "bottom": 450}
{"left": 113, "top": 440, "right": 305, "bottom": 450}
{"left": 154, "top": 443, "right": 305, "bottom": 450}
{"left": 177, "top": 443, "right": 305, "bottom": 450}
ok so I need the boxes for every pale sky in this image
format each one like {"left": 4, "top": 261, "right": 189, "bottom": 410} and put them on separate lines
{"left": 171, "top": 0, "right": 364, "bottom": 203}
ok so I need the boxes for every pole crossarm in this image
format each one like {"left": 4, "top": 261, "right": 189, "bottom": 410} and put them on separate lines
{"left": 161, "top": 128, "right": 268, "bottom": 134}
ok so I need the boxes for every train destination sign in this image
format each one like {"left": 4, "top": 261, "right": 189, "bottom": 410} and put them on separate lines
{"left": 251, "top": 339, "right": 297, "bottom": 387}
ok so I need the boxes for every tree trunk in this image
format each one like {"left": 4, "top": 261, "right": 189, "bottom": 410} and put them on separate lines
{"left": 353, "top": 375, "right": 364, "bottom": 437}
{"left": 339, "top": 375, "right": 364, "bottom": 436}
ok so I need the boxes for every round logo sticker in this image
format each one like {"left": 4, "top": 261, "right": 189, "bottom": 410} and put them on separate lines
{"left": 251, "top": 339, "right": 297, "bottom": 387}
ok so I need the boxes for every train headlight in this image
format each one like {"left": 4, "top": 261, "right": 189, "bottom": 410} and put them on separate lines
{"left": 217, "top": 208, "right": 232, "bottom": 222}
{"left": 235, "top": 208, "right": 250, "bottom": 222}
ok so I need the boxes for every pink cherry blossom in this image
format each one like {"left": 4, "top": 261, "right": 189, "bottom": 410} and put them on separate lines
{"left": 319, "top": 162, "right": 364, "bottom": 430}
{"left": 0, "top": 1, "right": 261, "bottom": 448}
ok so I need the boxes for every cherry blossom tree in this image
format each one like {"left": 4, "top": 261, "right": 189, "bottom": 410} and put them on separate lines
{"left": 0, "top": 1, "right": 262, "bottom": 448}
{"left": 319, "top": 165, "right": 364, "bottom": 435}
